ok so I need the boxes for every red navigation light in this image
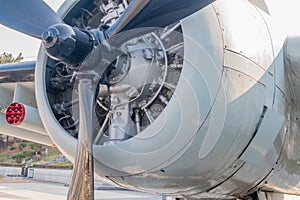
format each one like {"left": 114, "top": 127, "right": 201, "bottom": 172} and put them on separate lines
{"left": 6, "top": 102, "right": 26, "bottom": 125}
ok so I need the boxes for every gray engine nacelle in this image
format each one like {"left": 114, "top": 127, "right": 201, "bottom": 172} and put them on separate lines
{"left": 34, "top": 0, "right": 300, "bottom": 199}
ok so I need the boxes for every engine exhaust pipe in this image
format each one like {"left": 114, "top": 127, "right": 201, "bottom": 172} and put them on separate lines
{"left": 5, "top": 102, "right": 47, "bottom": 135}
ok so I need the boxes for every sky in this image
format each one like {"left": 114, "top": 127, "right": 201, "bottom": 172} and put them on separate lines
{"left": 0, "top": 0, "right": 65, "bottom": 61}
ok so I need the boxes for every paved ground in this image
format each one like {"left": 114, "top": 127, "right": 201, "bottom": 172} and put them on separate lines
{"left": 0, "top": 181, "right": 163, "bottom": 200}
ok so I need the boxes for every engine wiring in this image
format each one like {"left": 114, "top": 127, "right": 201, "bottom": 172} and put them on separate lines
{"left": 46, "top": 0, "right": 184, "bottom": 144}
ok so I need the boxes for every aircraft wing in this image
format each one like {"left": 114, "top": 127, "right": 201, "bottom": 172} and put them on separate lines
{"left": 0, "top": 61, "right": 53, "bottom": 146}
{"left": 0, "top": 61, "right": 35, "bottom": 83}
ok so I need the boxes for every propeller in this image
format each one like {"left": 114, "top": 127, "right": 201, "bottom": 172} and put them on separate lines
{"left": 106, "top": 0, "right": 214, "bottom": 37}
{"left": 0, "top": 0, "right": 62, "bottom": 39}
{"left": 0, "top": 0, "right": 214, "bottom": 68}
{"left": 0, "top": 1, "right": 215, "bottom": 199}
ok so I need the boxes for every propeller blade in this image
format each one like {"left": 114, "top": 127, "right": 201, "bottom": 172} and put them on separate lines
{"left": 67, "top": 72, "right": 99, "bottom": 200}
{"left": 0, "top": 0, "right": 63, "bottom": 39}
{"left": 106, "top": 0, "right": 215, "bottom": 37}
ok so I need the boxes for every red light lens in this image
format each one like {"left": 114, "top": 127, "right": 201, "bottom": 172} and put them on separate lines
{"left": 6, "top": 102, "right": 25, "bottom": 125}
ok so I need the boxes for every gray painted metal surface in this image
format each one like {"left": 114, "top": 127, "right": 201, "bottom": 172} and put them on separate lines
{"left": 33, "top": 0, "right": 300, "bottom": 198}
{"left": 2, "top": 0, "right": 300, "bottom": 199}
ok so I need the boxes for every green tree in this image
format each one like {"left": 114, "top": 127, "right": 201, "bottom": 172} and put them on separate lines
{"left": 18, "top": 142, "right": 27, "bottom": 150}
{"left": 0, "top": 52, "right": 23, "bottom": 64}
{"left": 11, "top": 152, "right": 25, "bottom": 163}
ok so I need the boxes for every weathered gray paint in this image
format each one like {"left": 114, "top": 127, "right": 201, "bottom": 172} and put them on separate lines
{"left": 2, "top": 0, "right": 300, "bottom": 199}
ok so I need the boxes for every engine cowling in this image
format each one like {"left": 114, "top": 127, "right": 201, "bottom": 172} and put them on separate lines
{"left": 36, "top": 0, "right": 223, "bottom": 189}
{"left": 34, "top": 0, "right": 294, "bottom": 199}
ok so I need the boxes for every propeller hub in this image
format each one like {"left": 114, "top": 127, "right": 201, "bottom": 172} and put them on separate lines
{"left": 42, "top": 30, "right": 57, "bottom": 48}
{"left": 42, "top": 23, "right": 94, "bottom": 68}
